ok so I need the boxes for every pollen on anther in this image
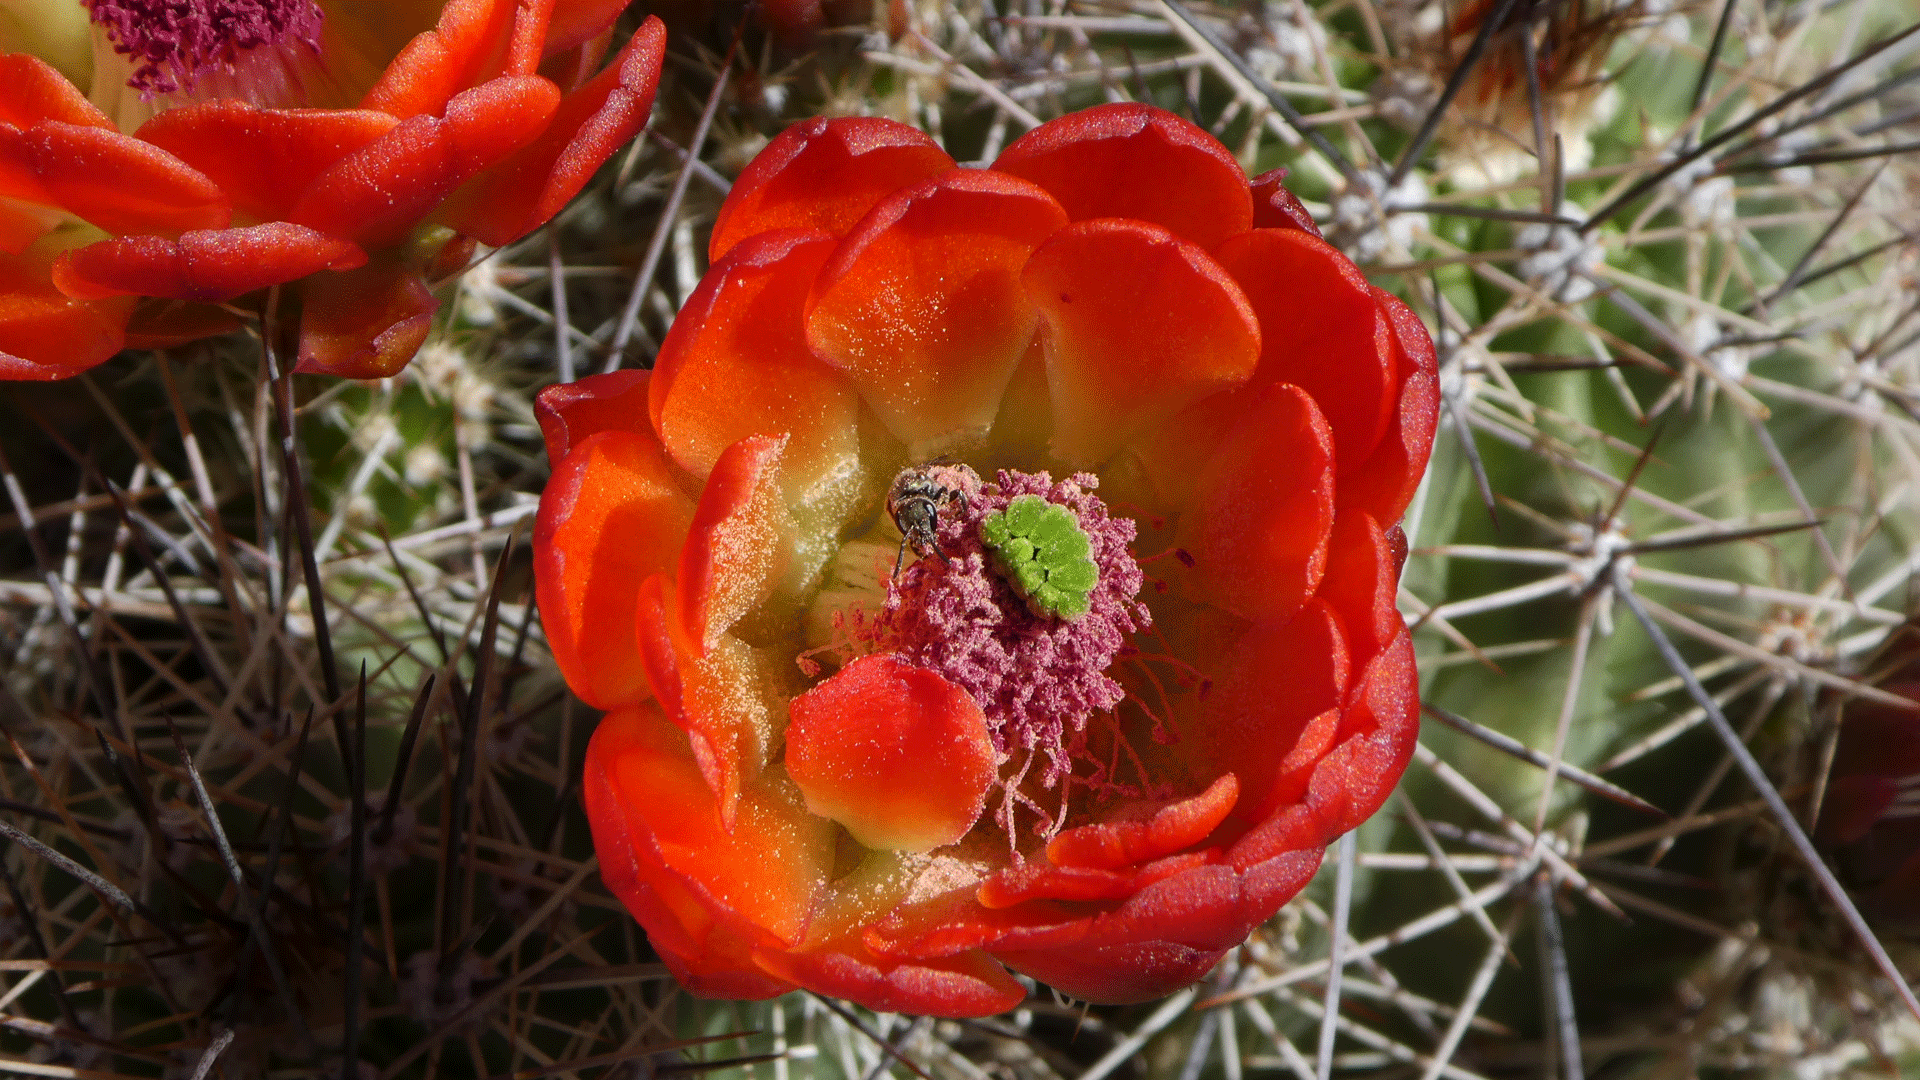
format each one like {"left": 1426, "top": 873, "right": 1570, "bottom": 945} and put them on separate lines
{"left": 86, "top": 0, "right": 323, "bottom": 96}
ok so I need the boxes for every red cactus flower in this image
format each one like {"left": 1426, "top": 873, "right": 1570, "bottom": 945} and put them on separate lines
{"left": 1817, "top": 683, "right": 1920, "bottom": 930}
{"left": 535, "top": 103, "right": 1439, "bottom": 1016}
{"left": 0, "top": 0, "right": 665, "bottom": 380}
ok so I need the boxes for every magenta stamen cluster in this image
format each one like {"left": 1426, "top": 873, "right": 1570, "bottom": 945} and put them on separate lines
{"left": 86, "top": 0, "right": 323, "bottom": 96}
{"left": 882, "top": 469, "right": 1151, "bottom": 789}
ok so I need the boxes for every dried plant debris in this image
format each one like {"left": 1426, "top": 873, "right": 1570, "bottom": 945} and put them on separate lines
{"left": 2, "top": 0, "right": 1920, "bottom": 1076}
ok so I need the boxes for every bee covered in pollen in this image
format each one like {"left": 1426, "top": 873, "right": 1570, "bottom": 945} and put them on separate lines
{"left": 885, "top": 461, "right": 982, "bottom": 578}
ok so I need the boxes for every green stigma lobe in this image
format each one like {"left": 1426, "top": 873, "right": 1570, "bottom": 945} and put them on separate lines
{"left": 979, "top": 495, "right": 1099, "bottom": 620}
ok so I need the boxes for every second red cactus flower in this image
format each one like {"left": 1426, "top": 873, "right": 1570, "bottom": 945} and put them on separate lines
{"left": 0, "top": 0, "right": 665, "bottom": 380}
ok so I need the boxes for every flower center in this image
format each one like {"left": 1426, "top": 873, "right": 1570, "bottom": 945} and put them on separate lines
{"left": 85, "top": 0, "right": 321, "bottom": 96}
{"left": 879, "top": 468, "right": 1151, "bottom": 799}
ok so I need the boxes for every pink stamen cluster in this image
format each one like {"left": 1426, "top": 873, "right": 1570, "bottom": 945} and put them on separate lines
{"left": 86, "top": 0, "right": 323, "bottom": 96}
{"left": 882, "top": 470, "right": 1150, "bottom": 790}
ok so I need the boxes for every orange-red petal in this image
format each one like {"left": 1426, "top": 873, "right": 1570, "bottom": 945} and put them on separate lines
{"left": 137, "top": 103, "right": 400, "bottom": 225}
{"left": 1023, "top": 219, "right": 1260, "bottom": 465}
{"left": 676, "top": 435, "right": 791, "bottom": 652}
{"left": 990, "top": 864, "right": 1250, "bottom": 1004}
{"left": 1046, "top": 774, "right": 1241, "bottom": 871}
{"left": 993, "top": 102, "right": 1253, "bottom": 250}
{"left": 648, "top": 229, "right": 858, "bottom": 497}
{"left": 503, "top": 0, "right": 561, "bottom": 75}
{"left": 534, "top": 368, "right": 653, "bottom": 460}
{"left": 612, "top": 871, "right": 796, "bottom": 1000}
{"left": 1172, "top": 382, "right": 1335, "bottom": 623}
{"left": 708, "top": 116, "right": 955, "bottom": 262}
{"left": 590, "top": 726, "right": 794, "bottom": 1000}
{"left": 534, "top": 427, "right": 692, "bottom": 710}
{"left": 1316, "top": 628, "right": 1420, "bottom": 835}
{"left": 123, "top": 299, "right": 242, "bottom": 349}
{"left": 982, "top": 843, "right": 1324, "bottom": 1005}
{"left": 1239, "top": 847, "right": 1328, "bottom": 916}
{"left": 1317, "top": 512, "right": 1407, "bottom": 666}
{"left": 787, "top": 654, "right": 996, "bottom": 852}
{"left": 805, "top": 169, "right": 1066, "bottom": 451}
{"left": 585, "top": 703, "right": 835, "bottom": 962}
{"left": 753, "top": 937, "right": 1026, "bottom": 1018}
{"left": 1215, "top": 227, "right": 1393, "bottom": 475}
{"left": 294, "top": 258, "right": 438, "bottom": 378}
{"left": 0, "top": 205, "right": 59, "bottom": 255}
{"left": 978, "top": 850, "right": 1224, "bottom": 909}
{"left": 0, "top": 122, "right": 228, "bottom": 236}
{"left": 1249, "top": 167, "right": 1322, "bottom": 237}
{"left": 434, "top": 17, "right": 666, "bottom": 247}
{"left": 292, "top": 76, "right": 561, "bottom": 248}
{"left": 535, "top": 30, "right": 610, "bottom": 93}
{"left": 866, "top": 885, "right": 1091, "bottom": 960}
{"left": 996, "top": 938, "right": 1229, "bottom": 1005}
{"left": 544, "top": 0, "right": 632, "bottom": 56}
{"left": 1196, "top": 601, "right": 1350, "bottom": 821}
{"left": 0, "top": 249, "right": 131, "bottom": 380}
{"left": 1066, "top": 863, "right": 1260, "bottom": 952}
{"left": 978, "top": 864, "right": 1136, "bottom": 908}
{"left": 1127, "top": 387, "right": 1247, "bottom": 516}
{"left": 1229, "top": 628, "right": 1418, "bottom": 868}
{"left": 1339, "top": 288, "right": 1440, "bottom": 523}
{"left": 51, "top": 224, "right": 365, "bottom": 302}
{"left": 360, "top": 0, "right": 529, "bottom": 118}
{"left": 0, "top": 55, "right": 113, "bottom": 129}
{"left": 632, "top": 573, "right": 778, "bottom": 827}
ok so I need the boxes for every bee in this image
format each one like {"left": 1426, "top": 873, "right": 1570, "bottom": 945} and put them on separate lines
{"left": 886, "top": 461, "right": 981, "bottom": 579}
